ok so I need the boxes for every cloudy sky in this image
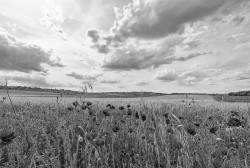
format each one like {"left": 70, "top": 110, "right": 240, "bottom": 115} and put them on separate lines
{"left": 0, "top": 0, "right": 250, "bottom": 93}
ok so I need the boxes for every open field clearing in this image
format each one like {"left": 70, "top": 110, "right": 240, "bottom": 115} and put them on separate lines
{"left": 1, "top": 97, "right": 250, "bottom": 168}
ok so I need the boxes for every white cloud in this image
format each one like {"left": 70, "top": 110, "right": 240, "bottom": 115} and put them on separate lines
{"left": 40, "top": 1, "right": 67, "bottom": 40}
{"left": 155, "top": 70, "right": 178, "bottom": 82}
{"left": 0, "top": 29, "right": 64, "bottom": 73}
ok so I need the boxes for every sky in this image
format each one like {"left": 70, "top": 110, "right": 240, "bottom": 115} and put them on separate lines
{"left": 0, "top": 0, "right": 250, "bottom": 93}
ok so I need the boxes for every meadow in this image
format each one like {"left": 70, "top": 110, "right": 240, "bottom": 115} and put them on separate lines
{"left": 1, "top": 93, "right": 250, "bottom": 168}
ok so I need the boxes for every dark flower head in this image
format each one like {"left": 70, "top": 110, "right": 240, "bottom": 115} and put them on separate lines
{"left": 120, "top": 119, "right": 125, "bottom": 123}
{"left": 230, "top": 111, "right": 239, "bottom": 117}
{"left": 86, "top": 102, "right": 92, "bottom": 106}
{"left": 165, "top": 118, "right": 170, "bottom": 125}
{"left": 227, "top": 118, "right": 242, "bottom": 127}
{"left": 102, "top": 110, "right": 110, "bottom": 116}
{"left": 127, "top": 104, "right": 131, "bottom": 108}
{"left": 185, "top": 126, "right": 196, "bottom": 136}
{"left": 209, "top": 126, "right": 218, "bottom": 134}
{"left": 164, "top": 113, "right": 169, "bottom": 118}
{"left": 106, "top": 104, "right": 111, "bottom": 107}
{"left": 0, "top": 132, "right": 16, "bottom": 142}
{"left": 112, "top": 125, "right": 120, "bottom": 133}
{"left": 110, "top": 105, "right": 116, "bottom": 109}
{"left": 119, "top": 106, "right": 124, "bottom": 110}
{"left": 66, "top": 106, "right": 73, "bottom": 111}
{"left": 127, "top": 109, "right": 132, "bottom": 115}
{"left": 73, "top": 101, "right": 79, "bottom": 107}
{"left": 194, "top": 122, "right": 200, "bottom": 127}
{"left": 141, "top": 114, "right": 146, "bottom": 121}
{"left": 208, "top": 116, "right": 213, "bottom": 120}
{"left": 128, "top": 128, "right": 133, "bottom": 133}
{"left": 167, "top": 128, "right": 173, "bottom": 134}
{"left": 81, "top": 105, "right": 87, "bottom": 110}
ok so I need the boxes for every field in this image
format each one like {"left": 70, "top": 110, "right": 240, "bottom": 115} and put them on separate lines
{"left": 1, "top": 93, "right": 250, "bottom": 168}
{"left": 212, "top": 94, "right": 250, "bottom": 103}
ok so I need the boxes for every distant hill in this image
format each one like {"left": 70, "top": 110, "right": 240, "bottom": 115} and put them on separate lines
{"left": 228, "top": 91, "right": 250, "bottom": 96}
{"left": 0, "top": 85, "right": 166, "bottom": 98}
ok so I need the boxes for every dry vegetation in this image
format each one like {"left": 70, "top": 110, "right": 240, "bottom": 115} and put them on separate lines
{"left": 212, "top": 94, "right": 250, "bottom": 103}
{"left": 1, "top": 97, "right": 250, "bottom": 168}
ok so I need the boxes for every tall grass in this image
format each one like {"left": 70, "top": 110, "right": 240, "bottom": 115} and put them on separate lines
{"left": 1, "top": 99, "right": 250, "bottom": 168}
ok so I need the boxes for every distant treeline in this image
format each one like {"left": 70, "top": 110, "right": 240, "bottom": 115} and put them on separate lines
{"left": 0, "top": 85, "right": 79, "bottom": 95}
{"left": 228, "top": 91, "right": 250, "bottom": 96}
{"left": 170, "top": 93, "right": 214, "bottom": 95}
{"left": 0, "top": 85, "right": 166, "bottom": 97}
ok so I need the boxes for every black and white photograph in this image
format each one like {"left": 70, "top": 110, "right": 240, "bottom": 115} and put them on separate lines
{"left": 1, "top": 0, "right": 250, "bottom": 167}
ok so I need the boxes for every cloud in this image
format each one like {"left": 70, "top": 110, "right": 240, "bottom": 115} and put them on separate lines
{"left": 234, "top": 70, "right": 250, "bottom": 81}
{"left": 227, "top": 33, "right": 246, "bottom": 42}
{"left": 103, "top": 49, "right": 207, "bottom": 71}
{"left": 231, "top": 15, "right": 245, "bottom": 25}
{"left": 155, "top": 70, "right": 178, "bottom": 82}
{"left": 1, "top": 75, "right": 59, "bottom": 87}
{"left": 135, "top": 82, "right": 149, "bottom": 86}
{"left": 87, "top": 0, "right": 247, "bottom": 55}
{"left": 100, "top": 79, "right": 120, "bottom": 84}
{"left": 0, "top": 29, "right": 64, "bottom": 73}
{"left": 110, "top": 0, "right": 246, "bottom": 40}
{"left": 66, "top": 72, "right": 102, "bottom": 83}
{"left": 87, "top": 29, "right": 112, "bottom": 53}
{"left": 155, "top": 68, "right": 222, "bottom": 85}
{"left": 40, "top": 1, "right": 66, "bottom": 40}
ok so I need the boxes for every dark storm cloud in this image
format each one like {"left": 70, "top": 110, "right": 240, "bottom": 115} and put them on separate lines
{"left": 0, "top": 30, "right": 64, "bottom": 73}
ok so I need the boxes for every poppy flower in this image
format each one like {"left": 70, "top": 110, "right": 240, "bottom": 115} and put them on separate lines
{"left": 127, "top": 105, "right": 131, "bottom": 108}
{"left": 127, "top": 109, "right": 132, "bottom": 115}
{"left": 185, "top": 126, "right": 196, "bottom": 136}
{"left": 119, "top": 106, "right": 124, "bottom": 110}
{"left": 227, "top": 118, "right": 242, "bottom": 127}
{"left": 128, "top": 128, "right": 133, "bottom": 133}
{"left": 102, "top": 110, "right": 110, "bottom": 116}
{"left": 87, "top": 102, "right": 92, "bottom": 106}
{"left": 112, "top": 125, "right": 120, "bottom": 133}
{"left": 110, "top": 105, "right": 115, "bottom": 109}
{"left": 210, "top": 126, "right": 218, "bottom": 134}
{"left": 73, "top": 101, "right": 79, "bottom": 107}
{"left": 230, "top": 111, "right": 239, "bottom": 117}
{"left": 106, "top": 104, "right": 111, "bottom": 107}
{"left": 167, "top": 128, "right": 173, "bottom": 134}
{"left": 164, "top": 113, "right": 168, "bottom": 118}
{"left": 81, "top": 105, "right": 87, "bottom": 110}
{"left": 166, "top": 118, "right": 170, "bottom": 125}
{"left": 0, "top": 132, "right": 16, "bottom": 143}
{"left": 194, "top": 122, "right": 200, "bottom": 127}
{"left": 66, "top": 106, "right": 73, "bottom": 111}
{"left": 141, "top": 114, "right": 146, "bottom": 121}
{"left": 120, "top": 119, "right": 125, "bottom": 123}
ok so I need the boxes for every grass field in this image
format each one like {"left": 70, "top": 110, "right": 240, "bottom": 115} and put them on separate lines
{"left": 1, "top": 94, "right": 250, "bottom": 168}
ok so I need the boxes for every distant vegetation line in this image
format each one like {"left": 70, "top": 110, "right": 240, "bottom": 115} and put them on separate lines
{"left": 0, "top": 85, "right": 167, "bottom": 98}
